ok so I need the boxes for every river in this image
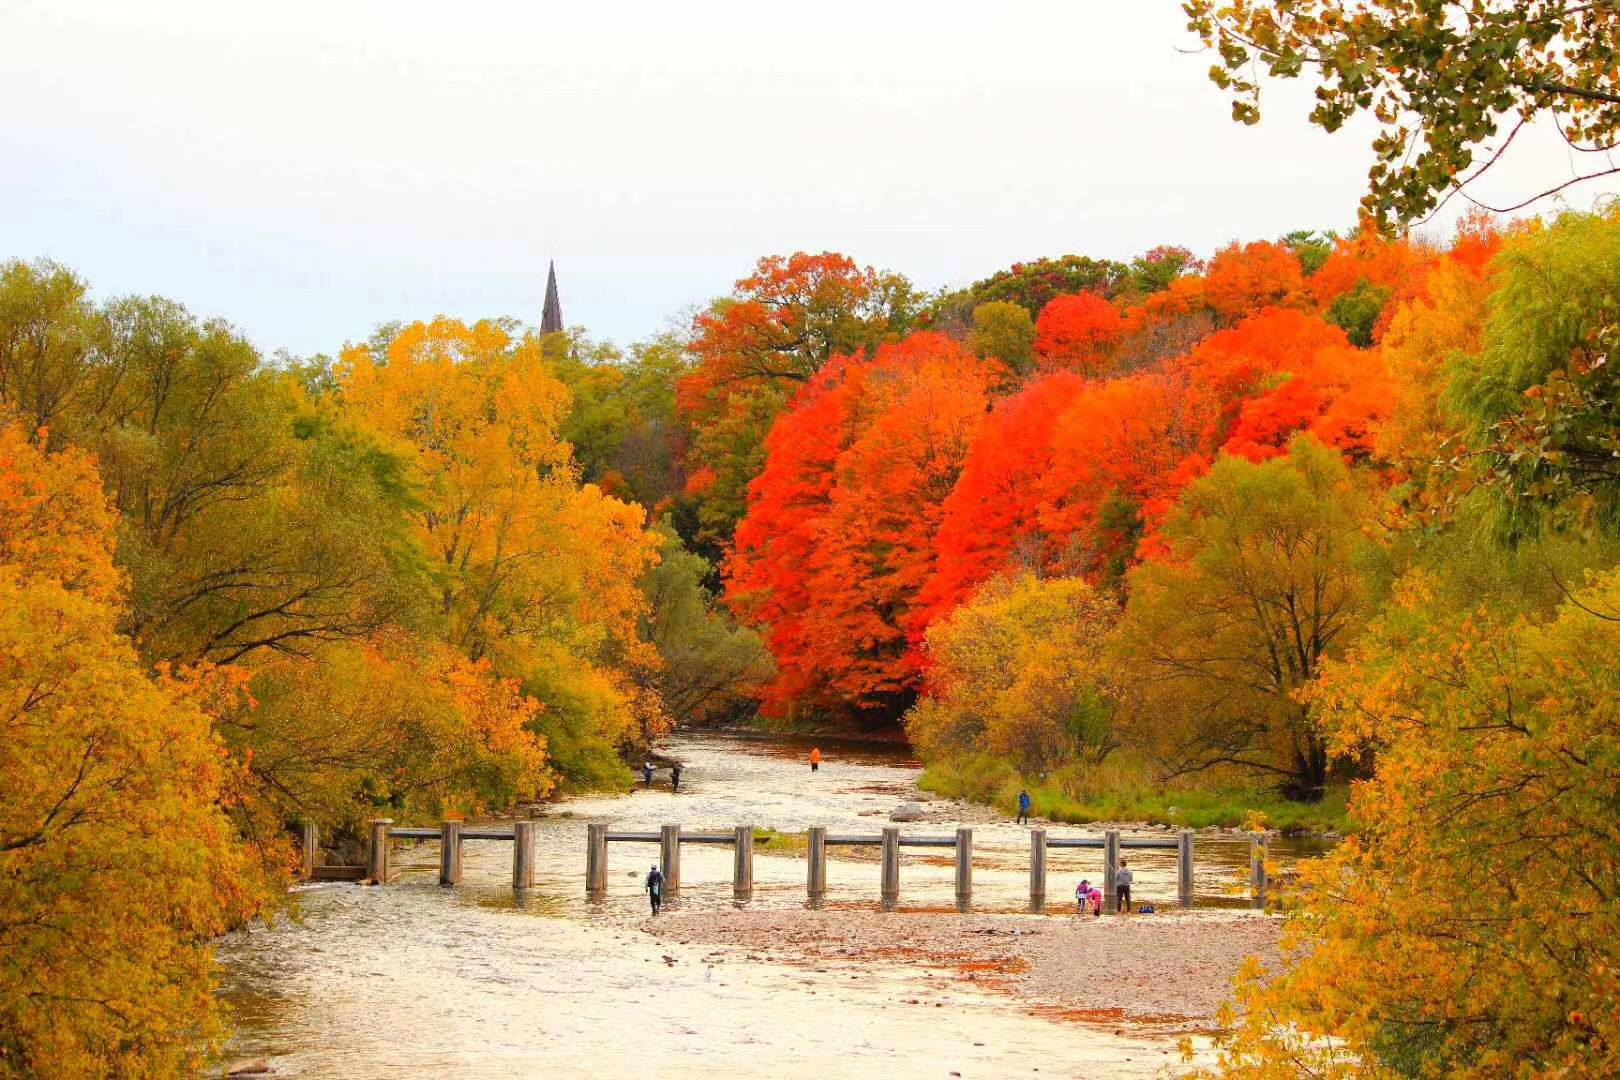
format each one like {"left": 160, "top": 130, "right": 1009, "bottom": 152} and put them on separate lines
{"left": 215, "top": 732, "right": 1322, "bottom": 1078}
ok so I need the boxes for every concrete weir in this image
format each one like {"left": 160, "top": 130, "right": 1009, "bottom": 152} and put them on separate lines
{"left": 330, "top": 818, "right": 1219, "bottom": 910}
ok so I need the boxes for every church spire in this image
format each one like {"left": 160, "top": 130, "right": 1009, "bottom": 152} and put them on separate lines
{"left": 540, "top": 260, "right": 564, "bottom": 335}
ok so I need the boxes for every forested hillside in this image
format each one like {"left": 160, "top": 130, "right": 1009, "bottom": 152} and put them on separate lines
{"left": 7, "top": 175, "right": 1620, "bottom": 1080}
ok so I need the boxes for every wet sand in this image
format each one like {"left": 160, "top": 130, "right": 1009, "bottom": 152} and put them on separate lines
{"left": 644, "top": 907, "right": 1279, "bottom": 1033}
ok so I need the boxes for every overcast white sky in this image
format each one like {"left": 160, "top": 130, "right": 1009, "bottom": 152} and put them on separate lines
{"left": 4, "top": 1, "right": 1612, "bottom": 356}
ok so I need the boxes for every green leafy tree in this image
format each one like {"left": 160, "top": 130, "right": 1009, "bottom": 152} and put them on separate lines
{"left": 1186, "top": 0, "right": 1620, "bottom": 225}
{"left": 1327, "top": 278, "right": 1394, "bottom": 348}
{"left": 927, "top": 255, "right": 1130, "bottom": 330}
{"left": 1444, "top": 207, "right": 1620, "bottom": 537}
{"left": 1281, "top": 229, "right": 1339, "bottom": 276}
{"left": 638, "top": 521, "right": 772, "bottom": 726}
{"left": 1126, "top": 245, "right": 1203, "bottom": 296}
{"left": 967, "top": 301, "right": 1037, "bottom": 374}
{"left": 547, "top": 330, "right": 686, "bottom": 510}
{"left": 0, "top": 259, "right": 100, "bottom": 439}
{"left": 1112, "top": 437, "right": 1386, "bottom": 800}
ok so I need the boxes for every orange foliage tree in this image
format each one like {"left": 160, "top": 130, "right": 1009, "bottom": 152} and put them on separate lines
{"left": 920, "top": 308, "right": 1392, "bottom": 630}
{"left": 1032, "top": 291, "right": 1125, "bottom": 374}
{"left": 726, "top": 333, "right": 999, "bottom": 720}
{"left": 1036, "top": 367, "right": 1219, "bottom": 576}
{"left": 1186, "top": 307, "right": 1394, "bottom": 463}
{"left": 675, "top": 253, "right": 917, "bottom": 549}
{"left": 0, "top": 422, "right": 262, "bottom": 1075}
{"left": 1202, "top": 240, "right": 1307, "bottom": 323}
{"left": 920, "top": 372, "right": 1091, "bottom": 627}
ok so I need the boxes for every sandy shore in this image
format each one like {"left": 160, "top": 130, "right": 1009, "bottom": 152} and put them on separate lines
{"left": 642, "top": 907, "right": 1278, "bottom": 1034}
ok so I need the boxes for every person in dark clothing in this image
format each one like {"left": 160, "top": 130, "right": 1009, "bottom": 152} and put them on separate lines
{"left": 1017, "top": 789, "right": 1032, "bottom": 825}
{"left": 642, "top": 762, "right": 655, "bottom": 789}
{"left": 646, "top": 865, "right": 665, "bottom": 915}
{"left": 670, "top": 764, "right": 683, "bottom": 792}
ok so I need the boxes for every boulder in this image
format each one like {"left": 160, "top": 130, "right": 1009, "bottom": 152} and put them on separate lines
{"left": 889, "top": 802, "right": 924, "bottom": 822}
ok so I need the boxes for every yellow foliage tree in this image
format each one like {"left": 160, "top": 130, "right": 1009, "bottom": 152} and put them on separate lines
{"left": 0, "top": 422, "right": 261, "bottom": 1076}
{"left": 1198, "top": 570, "right": 1620, "bottom": 1079}
{"left": 338, "top": 318, "right": 667, "bottom": 783}
{"left": 907, "top": 573, "right": 1118, "bottom": 775}
{"left": 229, "top": 631, "right": 554, "bottom": 839}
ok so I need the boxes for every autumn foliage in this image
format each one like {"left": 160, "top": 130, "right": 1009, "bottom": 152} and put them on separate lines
{"left": 0, "top": 263, "right": 675, "bottom": 1071}
{"left": 1032, "top": 291, "right": 1124, "bottom": 374}
{"left": 0, "top": 424, "right": 261, "bottom": 1075}
{"left": 726, "top": 332, "right": 999, "bottom": 718}
{"left": 674, "top": 252, "right": 917, "bottom": 549}
{"left": 10, "top": 195, "right": 1620, "bottom": 1077}
{"left": 726, "top": 239, "right": 1406, "bottom": 725}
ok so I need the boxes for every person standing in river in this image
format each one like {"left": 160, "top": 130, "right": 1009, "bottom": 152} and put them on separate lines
{"left": 809, "top": 747, "right": 821, "bottom": 773}
{"left": 670, "top": 763, "right": 682, "bottom": 792}
{"left": 1017, "top": 789, "right": 1032, "bottom": 825}
{"left": 643, "top": 761, "right": 655, "bottom": 789}
{"left": 645, "top": 864, "right": 664, "bottom": 915}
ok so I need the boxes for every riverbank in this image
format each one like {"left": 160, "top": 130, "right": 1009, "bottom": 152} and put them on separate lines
{"left": 216, "top": 731, "right": 1305, "bottom": 1077}
{"left": 919, "top": 755, "right": 1350, "bottom": 835}
{"left": 642, "top": 907, "right": 1280, "bottom": 1034}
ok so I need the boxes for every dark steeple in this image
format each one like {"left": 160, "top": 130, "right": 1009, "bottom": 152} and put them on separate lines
{"left": 540, "top": 260, "right": 564, "bottom": 335}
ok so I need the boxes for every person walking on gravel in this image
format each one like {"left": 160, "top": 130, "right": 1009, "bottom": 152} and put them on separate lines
{"left": 646, "top": 865, "right": 665, "bottom": 915}
{"left": 1016, "top": 789, "right": 1032, "bottom": 825}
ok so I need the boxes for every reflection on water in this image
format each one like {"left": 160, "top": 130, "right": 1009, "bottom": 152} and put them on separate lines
{"left": 215, "top": 732, "right": 1321, "bottom": 1077}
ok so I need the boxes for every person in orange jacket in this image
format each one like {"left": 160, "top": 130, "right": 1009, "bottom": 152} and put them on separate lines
{"left": 809, "top": 747, "right": 821, "bottom": 773}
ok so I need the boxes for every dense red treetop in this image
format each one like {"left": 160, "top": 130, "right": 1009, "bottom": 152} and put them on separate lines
{"left": 1033, "top": 292, "right": 1126, "bottom": 375}
{"left": 726, "top": 332, "right": 999, "bottom": 718}
{"left": 717, "top": 231, "right": 1420, "bottom": 718}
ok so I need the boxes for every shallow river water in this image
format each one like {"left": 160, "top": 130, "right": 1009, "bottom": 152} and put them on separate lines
{"left": 215, "top": 733, "right": 1322, "bottom": 1078}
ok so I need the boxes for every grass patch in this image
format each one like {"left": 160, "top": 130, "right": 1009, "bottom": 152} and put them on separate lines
{"left": 917, "top": 753, "right": 1349, "bottom": 834}
{"left": 751, "top": 827, "right": 809, "bottom": 855}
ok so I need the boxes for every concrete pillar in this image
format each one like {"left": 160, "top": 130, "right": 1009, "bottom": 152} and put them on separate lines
{"left": 366, "top": 818, "right": 392, "bottom": 884}
{"left": 1029, "top": 828, "right": 1047, "bottom": 913}
{"left": 1178, "top": 829, "right": 1195, "bottom": 909}
{"left": 1103, "top": 830, "right": 1120, "bottom": 914}
{"left": 807, "top": 826, "right": 827, "bottom": 906}
{"left": 301, "top": 821, "right": 318, "bottom": 879}
{"left": 880, "top": 826, "right": 900, "bottom": 911}
{"left": 954, "top": 828, "right": 973, "bottom": 913}
{"left": 660, "top": 824, "right": 682, "bottom": 897}
{"left": 586, "top": 823, "right": 608, "bottom": 899}
{"left": 1250, "top": 833, "right": 1268, "bottom": 909}
{"left": 439, "top": 820, "right": 462, "bottom": 886}
{"left": 733, "top": 825, "right": 754, "bottom": 901}
{"left": 512, "top": 821, "right": 536, "bottom": 890}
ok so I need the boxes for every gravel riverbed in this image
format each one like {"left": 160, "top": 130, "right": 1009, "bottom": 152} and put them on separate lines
{"left": 643, "top": 906, "right": 1280, "bottom": 1034}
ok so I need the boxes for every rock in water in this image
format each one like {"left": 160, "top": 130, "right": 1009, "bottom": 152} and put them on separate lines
{"left": 890, "top": 802, "right": 924, "bottom": 822}
{"left": 226, "top": 1060, "right": 272, "bottom": 1076}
